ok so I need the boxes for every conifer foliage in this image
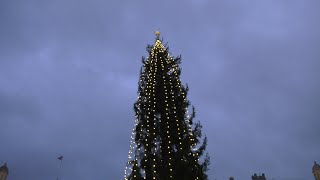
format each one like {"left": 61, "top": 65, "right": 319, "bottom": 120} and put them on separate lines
{"left": 124, "top": 35, "right": 210, "bottom": 180}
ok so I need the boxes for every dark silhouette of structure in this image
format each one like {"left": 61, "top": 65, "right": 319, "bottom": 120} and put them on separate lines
{"left": 252, "top": 173, "right": 266, "bottom": 180}
{"left": 0, "top": 163, "right": 8, "bottom": 180}
{"left": 313, "top": 161, "right": 320, "bottom": 180}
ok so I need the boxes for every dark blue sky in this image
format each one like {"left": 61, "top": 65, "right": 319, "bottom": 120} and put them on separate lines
{"left": 0, "top": 0, "right": 319, "bottom": 179}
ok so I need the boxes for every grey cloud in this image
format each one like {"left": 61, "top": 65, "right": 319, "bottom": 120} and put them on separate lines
{"left": 0, "top": 0, "right": 319, "bottom": 180}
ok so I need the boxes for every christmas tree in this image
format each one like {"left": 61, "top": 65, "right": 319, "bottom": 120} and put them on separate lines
{"left": 124, "top": 32, "right": 210, "bottom": 180}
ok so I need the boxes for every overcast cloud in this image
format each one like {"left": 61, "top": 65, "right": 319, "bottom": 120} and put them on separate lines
{"left": 0, "top": 0, "right": 319, "bottom": 179}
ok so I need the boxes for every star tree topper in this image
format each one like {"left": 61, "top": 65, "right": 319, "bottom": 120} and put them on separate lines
{"left": 155, "top": 30, "right": 161, "bottom": 38}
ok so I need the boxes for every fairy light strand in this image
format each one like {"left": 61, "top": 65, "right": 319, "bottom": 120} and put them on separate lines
{"left": 125, "top": 37, "right": 200, "bottom": 180}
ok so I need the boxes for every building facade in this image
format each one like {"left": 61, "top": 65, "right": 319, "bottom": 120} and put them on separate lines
{"left": 313, "top": 161, "right": 320, "bottom": 180}
{"left": 0, "top": 163, "right": 8, "bottom": 180}
{"left": 252, "top": 173, "right": 266, "bottom": 180}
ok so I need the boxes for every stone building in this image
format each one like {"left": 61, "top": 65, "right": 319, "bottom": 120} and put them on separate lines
{"left": 0, "top": 163, "right": 8, "bottom": 180}
{"left": 252, "top": 173, "right": 266, "bottom": 180}
{"left": 313, "top": 161, "right": 320, "bottom": 180}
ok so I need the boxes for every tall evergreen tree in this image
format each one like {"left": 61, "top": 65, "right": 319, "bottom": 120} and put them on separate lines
{"left": 124, "top": 32, "right": 210, "bottom": 180}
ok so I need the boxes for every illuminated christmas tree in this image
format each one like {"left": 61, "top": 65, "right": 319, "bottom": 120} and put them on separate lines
{"left": 124, "top": 32, "right": 210, "bottom": 180}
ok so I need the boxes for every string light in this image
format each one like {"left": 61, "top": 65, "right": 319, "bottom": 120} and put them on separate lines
{"left": 125, "top": 37, "right": 200, "bottom": 180}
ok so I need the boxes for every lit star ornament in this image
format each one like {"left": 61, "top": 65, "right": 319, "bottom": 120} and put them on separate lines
{"left": 155, "top": 31, "right": 161, "bottom": 37}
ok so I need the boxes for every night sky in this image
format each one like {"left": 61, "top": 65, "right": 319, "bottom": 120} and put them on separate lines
{"left": 0, "top": 1, "right": 319, "bottom": 180}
